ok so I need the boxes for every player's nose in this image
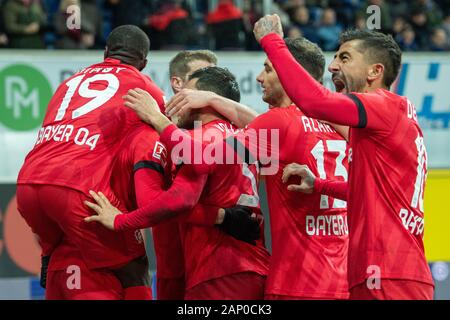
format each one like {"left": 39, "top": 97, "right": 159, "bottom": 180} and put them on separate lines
{"left": 328, "top": 59, "right": 340, "bottom": 74}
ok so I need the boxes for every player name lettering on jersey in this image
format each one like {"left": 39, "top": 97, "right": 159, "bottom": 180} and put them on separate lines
{"left": 306, "top": 214, "right": 348, "bottom": 236}
{"left": 301, "top": 116, "right": 336, "bottom": 134}
{"left": 399, "top": 208, "right": 425, "bottom": 237}
{"left": 76, "top": 66, "right": 127, "bottom": 76}
{"left": 406, "top": 99, "right": 420, "bottom": 125}
{"left": 35, "top": 124, "right": 100, "bottom": 151}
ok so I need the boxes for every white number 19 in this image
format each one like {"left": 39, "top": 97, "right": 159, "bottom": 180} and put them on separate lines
{"left": 54, "top": 74, "right": 119, "bottom": 121}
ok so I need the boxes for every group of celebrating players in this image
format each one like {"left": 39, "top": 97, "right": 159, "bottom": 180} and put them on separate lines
{"left": 16, "top": 14, "right": 434, "bottom": 300}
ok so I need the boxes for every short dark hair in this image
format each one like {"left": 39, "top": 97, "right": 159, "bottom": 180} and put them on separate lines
{"left": 169, "top": 50, "right": 218, "bottom": 78}
{"left": 340, "top": 29, "right": 402, "bottom": 88}
{"left": 105, "top": 25, "right": 150, "bottom": 70}
{"left": 189, "top": 66, "right": 240, "bottom": 102}
{"left": 284, "top": 37, "right": 325, "bottom": 83}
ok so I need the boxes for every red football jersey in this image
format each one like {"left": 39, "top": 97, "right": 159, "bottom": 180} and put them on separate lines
{"left": 109, "top": 124, "right": 186, "bottom": 282}
{"left": 17, "top": 58, "right": 165, "bottom": 200}
{"left": 244, "top": 105, "right": 349, "bottom": 299}
{"left": 110, "top": 124, "right": 168, "bottom": 212}
{"left": 346, "top": 89, "right": 433, "bottom": 288}
{"left": 181, "top": 119, "right": 270, "bottom": 290}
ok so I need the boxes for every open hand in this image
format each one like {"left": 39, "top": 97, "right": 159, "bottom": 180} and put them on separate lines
{"left": 84, "top": 191, "right": 123, "bottom": 230}
{"left": 123, "top": 88, "right": 161, "bottom": 124}
{"left": 166, "top": 89, "right": 217, "bottom": 118}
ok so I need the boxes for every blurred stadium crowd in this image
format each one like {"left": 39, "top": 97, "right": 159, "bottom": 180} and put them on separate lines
{"left": 0, "top": 0, "right": 449, "bottom": 51}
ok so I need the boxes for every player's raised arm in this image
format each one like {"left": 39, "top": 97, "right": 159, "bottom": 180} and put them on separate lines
{"left": 166, "top": 89, "right": 259, "bottom": 128}
{"left": 253, "top": 15, "right": 363, "bottom": 128}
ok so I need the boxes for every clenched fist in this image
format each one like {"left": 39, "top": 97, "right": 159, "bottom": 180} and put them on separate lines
{"left": 253, "top": 14, "right": 284, "bottom": 43}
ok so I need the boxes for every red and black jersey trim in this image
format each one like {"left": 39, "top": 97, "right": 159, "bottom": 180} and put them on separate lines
{"left": 134, "top": 161, "right": 164, "bottom": 175}
{"left": 225, "top": 136, "right": 258, "bottom": 166}
{"left": 345, "top": 93, "right": 367, "bottom": 128}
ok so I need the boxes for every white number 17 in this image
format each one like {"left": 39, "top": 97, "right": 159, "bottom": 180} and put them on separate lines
{"left": 311, "top": 140, "right": 348, "bottom": 209}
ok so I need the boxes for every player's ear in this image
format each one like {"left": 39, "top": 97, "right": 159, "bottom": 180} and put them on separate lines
{"left": 170, "top": 76, "right": 183, "bottom": 94}
{"left": 367, "top": 63, "right": 384, "bottom": 84}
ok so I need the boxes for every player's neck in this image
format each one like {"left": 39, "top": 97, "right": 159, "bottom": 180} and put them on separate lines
{"left": 274, "top": 96, "right": 293, "bottom": 108}
{"left": 362, "top": 82, "right": 388, "bottom": 93}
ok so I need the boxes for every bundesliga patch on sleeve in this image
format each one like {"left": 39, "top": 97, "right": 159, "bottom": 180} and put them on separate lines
{"left": 152, "top": 142, "right": 168, "bottom": 167}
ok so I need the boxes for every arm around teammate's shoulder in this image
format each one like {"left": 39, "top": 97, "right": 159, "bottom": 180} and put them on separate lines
{"left": 166, "top": 89, "right": 259, "bottom": 128}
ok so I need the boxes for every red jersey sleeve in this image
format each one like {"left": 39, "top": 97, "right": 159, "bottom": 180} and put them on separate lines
{"left": 260, "top": 33, "right": 363, "bottom": 127}
{"left": 134, "top": 168, "right": 165, "bottom": 208}
{"left": 132, "top": 136, "right": 168, "bottom": 178}
{"left": 314, "top": 178, "right": 348, "bottom": 201}
{"left": 348, "top": 90, "right": 400, "bottom": 133}
{"left": 114, "top": 165, "right": 208, "bottom": 231}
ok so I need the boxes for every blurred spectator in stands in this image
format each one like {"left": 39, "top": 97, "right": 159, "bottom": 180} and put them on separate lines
{"left": 291, "top": 5, "right": 319, "bottom": 43}
{"left": 436, "top": 0, "right": 450, "bottom": 16}
{"left": 328, "top": 0, "right": 362, "bottom": 29}
{"left": 206, "top": 0, "right": 245, "bottom": 50}
{"left": 2, "top": 0, "right": 47, "bottom": 48}
{"left": 286, "top": 25, "right": 303, "bottom": 39}
{"left": 429, "top": 27, "right": 449, "bottom": 50}
{"left": 413, "top": 0, "right": 443, "bottom": 28}
{"left": 54, "top": 0, "right": 80, "bottom": 49}
{"left": 79, "top": 0, "right": 103, "bottom": 48}
{"left": 282, "top": 0, "right": 306, "bottom": 20}
{"left": 442, "top": 15, "right": 450, "bottom": 38}
{"left": 0, "top": 0, "right": 9, "bottom": 47}
{"left": 396, "top": 26, "right": 419, "bottom": 51}
{"left": 409, "top": 7, "right": 432, "bottom": 50}
{"left": 106, "top": 0, "right": 154, "bottom": 29}
{"left": 357, "top": 0, "right": 392, "bottom": 33}
{"left": 392, "top": 16, "right": 408, "bottom": 39}
{"left": 354, "top": 15, "right": 366, "bottom": 30}
{"left": 54, "top": 0, "right": 101, "bottom": 49}
{"left": 242, "top": 0, "right": 263, "bottom": 51}
{"left": 271, "top": 0, "right": 291, "bottom": 28}
{"left": 317, "top": 7, "right": 342, "bottom": 51}
{"left": 146, "top": 0, "right": 195, "bottom": 50}
{"left": 389, "top": 0, "right": 409, "bottom": 21}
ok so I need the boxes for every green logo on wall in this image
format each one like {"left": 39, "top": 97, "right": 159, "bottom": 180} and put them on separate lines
{"left": 0, "top": 64, "right": 52, "bottom": 131}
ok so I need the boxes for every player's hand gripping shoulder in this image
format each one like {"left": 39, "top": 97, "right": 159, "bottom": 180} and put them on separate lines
{"left": 282, "top": 163, "right": 316, "bottom": 194}
{"left": 166, "top": 89, "right": 217, "bottom": 118}
{"left": 253, "top": 14, "right": 284, "bottom": 43}
{"left": 84, "top": 191, "right": 123, "bottom": 230}
{"left": 123, "top": 88, "right": 171, "bottom": 133}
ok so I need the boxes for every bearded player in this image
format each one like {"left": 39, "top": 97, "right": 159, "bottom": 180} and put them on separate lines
{"left": 254, "top": 15, "right": 434, "bottom": 300}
